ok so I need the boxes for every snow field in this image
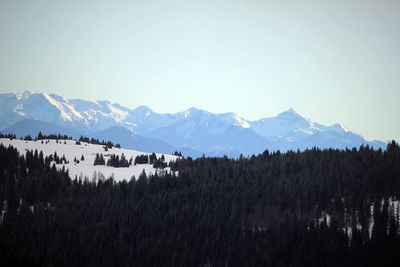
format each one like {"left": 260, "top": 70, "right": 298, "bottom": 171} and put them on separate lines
{"left": 0, "top": 138, "right": 178, "bottom": 182}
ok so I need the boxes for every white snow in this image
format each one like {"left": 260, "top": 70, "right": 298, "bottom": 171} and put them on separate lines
{"left": 12, "top": 104, "right": 26, "bottom": 116}
{"left": 42, "top": 93, "right": 74, "bottom": 121}
{"left": 251, "top": 109, "right": 318, "bottom": 138}
{"left": 0, "top": 200, "right": 6, "bottom": 224}
{"left": 107, "top": 103, "right": 129, "bottom": 122}
{"left": 233, "top": 114, "right": 250, "bottom": 128}
{"left": 318, "top": 211, "right": 332, "bottom": 227}
{"left": 16, "top": 90, "right": 33, "bottom": 100}
{"left": 0, "top": 138, "right": 178, "bottom": 182}
{"left": 62, "top": 102, "right": 85, "bottom": 120}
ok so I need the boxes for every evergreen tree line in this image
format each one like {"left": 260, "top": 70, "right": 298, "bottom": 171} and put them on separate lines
{"left": 37, "top": 132, "right": 73, "bottom": 141}
{"left": 0, "top": 142, "right": 399, "bottom": 266}
{"left": 11, "top": 132, "right": 73, "bottom": 141}
{"left": 0, "top": 133, "right": 16, "bottom": 139}
{"left": 1, "top": 132, "right": 122, "bottom": 150}
{"left": 152, "top": 156, "right": 167, "bottom": 169}
{"left": 134, "top": 154, "right": 149, "bottom": 165}
{"left": 94, "top": 153, "right": 167, "bottom": 169}
{"left": 77, "top": 136, "right": 121, "bottom": 149}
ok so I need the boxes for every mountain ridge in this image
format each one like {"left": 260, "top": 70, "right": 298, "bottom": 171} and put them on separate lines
{"left": 0, "top": 90, "right": 388, "bottom": 157}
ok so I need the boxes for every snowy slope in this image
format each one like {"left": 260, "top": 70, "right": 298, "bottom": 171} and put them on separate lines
{"left": 0, "top": 138, "right": 178, "bottom": 182}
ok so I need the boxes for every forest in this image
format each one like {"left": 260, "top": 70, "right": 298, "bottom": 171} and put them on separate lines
{"left": 0, "top": 141, "right": 400, "bottom": 266}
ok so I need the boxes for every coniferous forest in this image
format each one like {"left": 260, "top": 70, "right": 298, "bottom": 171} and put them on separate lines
{"left": 0, "top": 142, "right": 400, "bottom": 266}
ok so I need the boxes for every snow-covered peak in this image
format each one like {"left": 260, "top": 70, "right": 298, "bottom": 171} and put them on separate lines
{"left": 133, "top": 105, "right": 153, "bottom": 114}
{"left": 186, "top": 107, "right": 201, "bottom": 112}
{"left": 177, "top": 107, "right": 211, "bottom": 120}
{"left": 250, "top": 108, "right": 317, "bottom": 139}
{"left": 16, "top": 90, "right": 34, "bottom": 100}
{"left": 0, "top": 91, "right": 386, "bottom": 155}
{"left": 276, "top": 108, "right": 307, "bottom": 121}
{"left": 184, "top": 107, "right": 205, "bottom": 114}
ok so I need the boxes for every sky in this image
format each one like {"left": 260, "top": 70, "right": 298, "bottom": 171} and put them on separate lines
{"left": 0, "top": 0, "right": 399, "bottom": 141}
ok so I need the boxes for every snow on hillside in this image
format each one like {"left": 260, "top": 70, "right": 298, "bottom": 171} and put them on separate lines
{"left": 0, "top": 138, "right": 178, "bottom": 182}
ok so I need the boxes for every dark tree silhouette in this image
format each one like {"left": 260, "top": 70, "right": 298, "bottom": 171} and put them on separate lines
{"left": 0, "top": 141, "right": 399, "bottom": 267}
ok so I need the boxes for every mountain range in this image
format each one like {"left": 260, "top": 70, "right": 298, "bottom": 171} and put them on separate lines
{"left": 0, "top": 90, "right": 386, "bottom": 157}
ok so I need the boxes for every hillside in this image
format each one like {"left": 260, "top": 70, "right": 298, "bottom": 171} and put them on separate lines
{"left": 0, "top": 138, "right": 177, "bottom": 182}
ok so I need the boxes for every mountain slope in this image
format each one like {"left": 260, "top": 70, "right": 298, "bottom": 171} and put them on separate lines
{"left": 0, "top": 119, "right": 83, "bottom": 139}
{"left": 91, "top": 126, "right": 178, "bottom": 155}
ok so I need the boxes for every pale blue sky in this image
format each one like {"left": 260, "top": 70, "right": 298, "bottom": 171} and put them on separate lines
{"left": 0, "top": 0, "right": 399, "bottom": 141}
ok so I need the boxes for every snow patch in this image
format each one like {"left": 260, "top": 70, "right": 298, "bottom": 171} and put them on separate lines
{"left": 16, "top": 90, "right": 33, "bottom": 100}
{"left": 233, "top": 114, "right": 250, "bottom": 128}
{"left": 12, "top": 104, "right": 26, "bottom": 116}
{"left": 0, "top": 200, "right": 6, "bottom": 224}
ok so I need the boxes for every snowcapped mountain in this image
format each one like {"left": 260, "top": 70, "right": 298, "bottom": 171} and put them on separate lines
{"left": 249, "top": 108, "right": 377, "bottom": 151}
{"left": 0, "top": 91, "right": 131, "bottom": 133}
{"left": 0, "top": 91, "right": 387, "bottom": 157}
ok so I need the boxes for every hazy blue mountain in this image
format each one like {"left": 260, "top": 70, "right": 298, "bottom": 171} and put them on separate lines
{"left": 91, "top": 126, "right": 178, "bottom": 155}
{"left": 0, "top": 91, "right": 388, "bottom": 156}
{"left": 0, "top": 119, "right": 83, "bottom": 139}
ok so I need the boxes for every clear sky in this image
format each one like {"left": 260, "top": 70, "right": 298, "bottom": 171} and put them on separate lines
{"left": 0, "top": 0, "right": 399, "bottom": 141}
